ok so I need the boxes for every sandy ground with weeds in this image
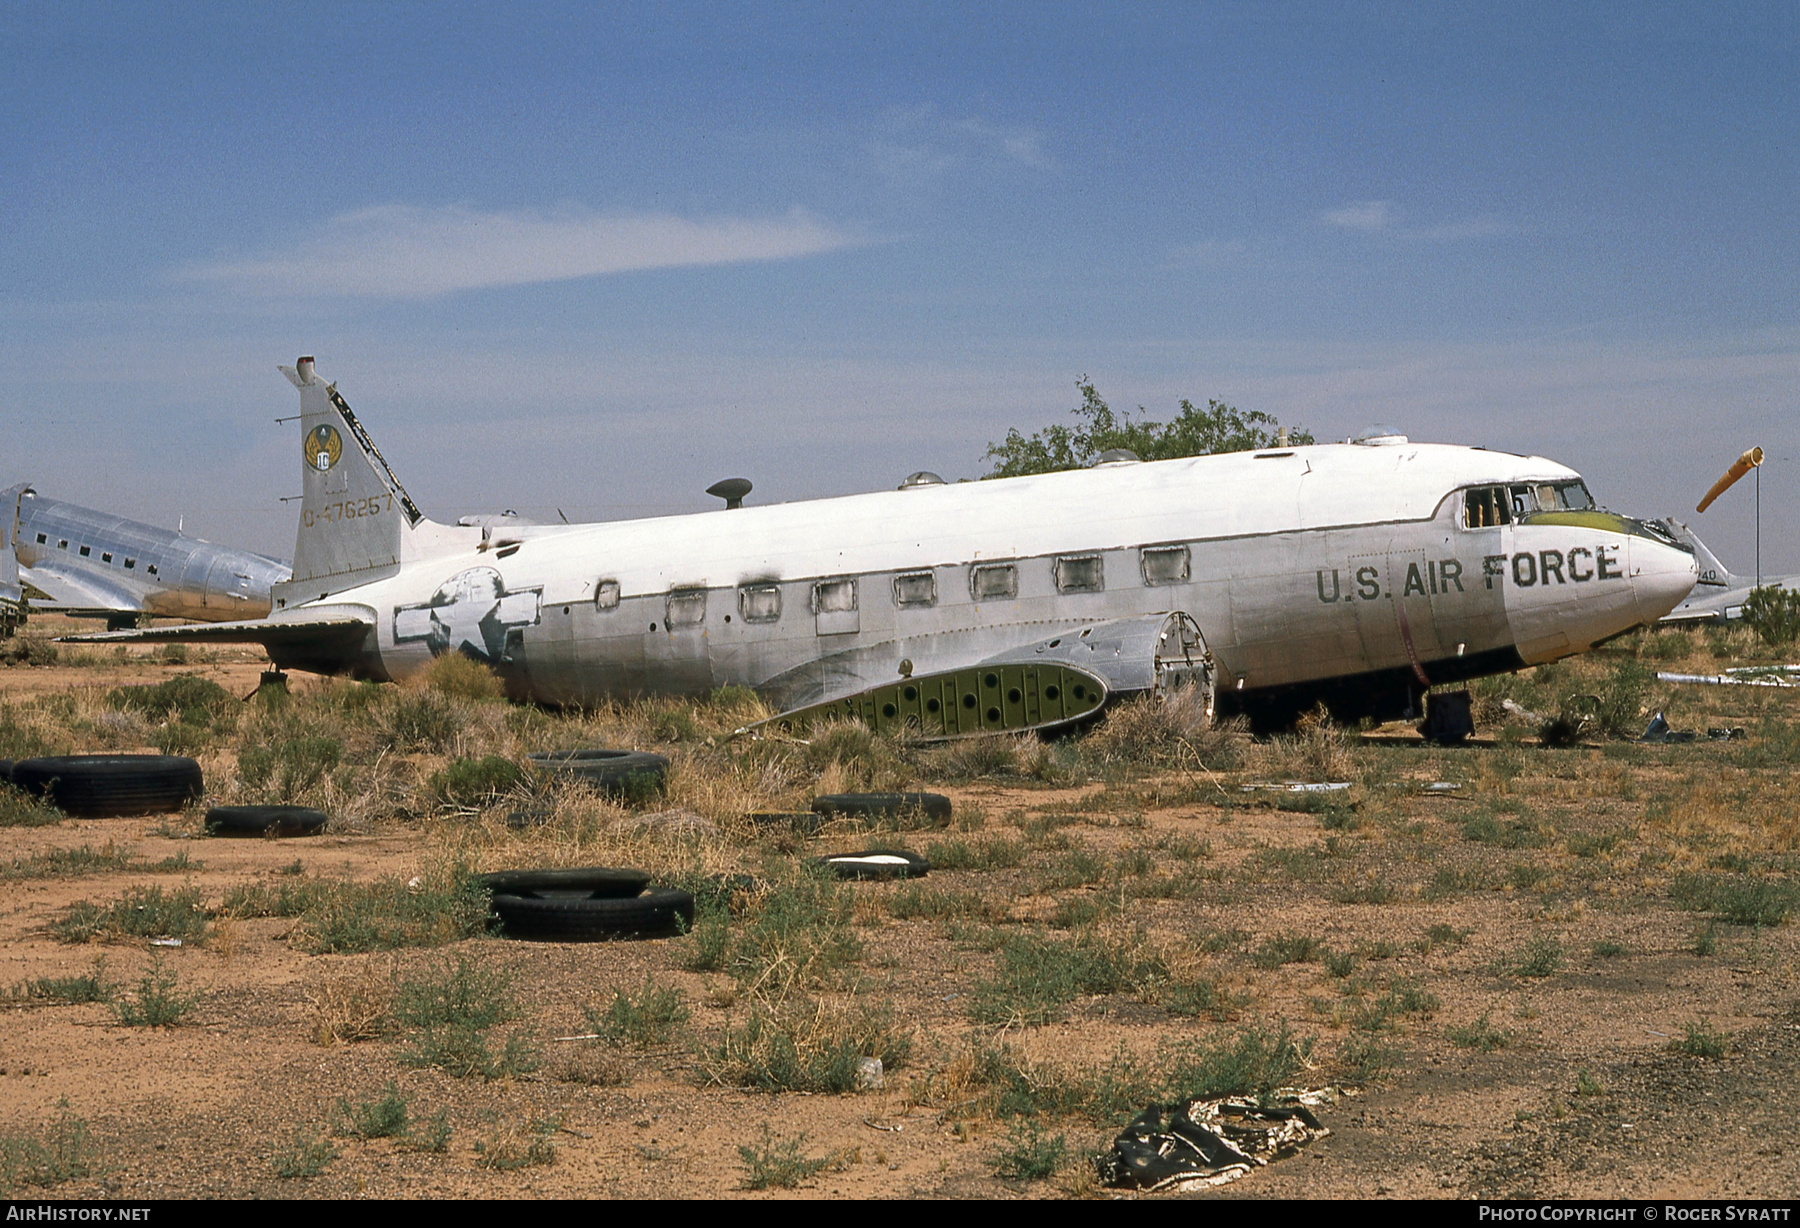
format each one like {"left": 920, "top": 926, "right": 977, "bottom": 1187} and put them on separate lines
{"left": 0, "top": 621, "right": 1795, "bottom": 1199}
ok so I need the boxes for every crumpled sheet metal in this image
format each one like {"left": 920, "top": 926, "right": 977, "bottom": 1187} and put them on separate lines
{"left": 1098, "top": 1094, "right": 1331, "bottom": 1193}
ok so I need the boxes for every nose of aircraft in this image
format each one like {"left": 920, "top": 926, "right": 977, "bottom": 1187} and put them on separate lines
{"left": 1630, "top": 527, "right": 1699, "bottom": 625}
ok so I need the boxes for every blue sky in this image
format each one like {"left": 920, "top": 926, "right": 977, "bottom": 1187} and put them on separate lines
{"left": 4, "top": 3, "right": 1796, "bottom": 570}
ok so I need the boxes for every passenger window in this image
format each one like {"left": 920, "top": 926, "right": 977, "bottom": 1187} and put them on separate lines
{"left": 813, "top": 578, "right": 857, "bottom": 614}
{"left": 970, "top": 563, "right": 1017, "bottom": 601}
{"left": 79, "top": 545, "right": 90, "bottom": 557}
{"left": 893, "top": 571, "right": 936, "bottom": 607}
{"left": 1055, "top": 554, "right": 1104, "bottom": 593}
{"left": 739, "top": 583, "right": 782, "bottom": 623}
{"left": 57, "top": 540, "right": 67, "bottom": 550}
{"left": 665, "top": 588, "right": 706, "bottom": 628}
{"left": 146, "top": 564, "right": 157, "bottom": 576}
{"left": 1462, "top": 487, "right": 1512, "bottom": 528}
{"left": 124, "top": 558, "right": 135, "bottom": 569}
{"left": 1140, "top": 545, "right": 1189, "bottom": 586}
{"left": 594, "top": 579, "right": 620, "bottom": 611}
{"left": 102, "top": 553, "right": 112, "bottom": 563}
{"left": 34, "top": 533, "right": 45, "bottom": 544}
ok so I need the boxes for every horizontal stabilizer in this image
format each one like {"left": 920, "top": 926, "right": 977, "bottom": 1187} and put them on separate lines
{"left": 60, "top": 603, "right": 375, "bottom": 654}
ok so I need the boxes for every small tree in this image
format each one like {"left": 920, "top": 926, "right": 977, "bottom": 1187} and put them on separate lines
{"left": 1741, "top": 586, "right": 1800, "bottom": 646}
{"left": 984, "top": 378, "right": 1312, "bottom": 478}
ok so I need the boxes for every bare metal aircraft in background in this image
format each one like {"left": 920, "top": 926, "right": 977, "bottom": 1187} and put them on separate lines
{"left": 4, "top": 484, "right": 291, "bottom": 631}
{"left": 75, "top": 357, "right": 1698, "bottom": 732}
{"left": 1656, "top": 521, "right": 1800, "bottom": 625}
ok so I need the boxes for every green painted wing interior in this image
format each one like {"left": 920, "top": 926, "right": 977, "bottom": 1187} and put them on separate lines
{"left": 751, "top": 661, "right": 1109, "bottom": 739}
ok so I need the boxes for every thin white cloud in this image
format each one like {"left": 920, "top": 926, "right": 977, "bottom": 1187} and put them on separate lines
{"left": 1322, "top": 200, "right": 1393, "bottom": 230}
{"left": 1322, "top": 200, "right": 1512, "bottom": 241}
{"left": 868, "top": 106, "right": 1056, "bottom": 188}
{"left": 179, "top": 204, "right": 862, "bottom": 298}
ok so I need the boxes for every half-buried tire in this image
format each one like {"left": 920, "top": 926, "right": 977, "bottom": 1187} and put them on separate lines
{"left": 11, "top": 755, "right": 203, "bottom": 818}
{"left": 810, "top": 849, "right": 931, "bottom": 881}
{"left": 526, "top": 750, "right": 669, "bottom": 798}
{"left": 810, "top": 792, "right": 952, "bottom": 826}
{"left": 488, "top": 886, "right": 695, "bottom": 940}
{"left": 475, "top": 867, "right": 652, "bottom": 898}
{"left": 205, "top": 805, "right": 328, "bottom": 838}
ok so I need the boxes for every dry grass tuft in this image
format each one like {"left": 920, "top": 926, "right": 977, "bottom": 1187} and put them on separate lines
{"left": 1082, "top": 686, "right": 1244, "bottom": 774}
{"left": 1249, "top": 704, "right": 1355, "bottom": 782}
{"left": 305, "top": 958, "right": 396, "bottom": 1046}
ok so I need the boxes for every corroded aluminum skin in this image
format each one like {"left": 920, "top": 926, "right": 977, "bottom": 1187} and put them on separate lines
{"left": 78, "top": 363, "right": 1700, "bottom": 721}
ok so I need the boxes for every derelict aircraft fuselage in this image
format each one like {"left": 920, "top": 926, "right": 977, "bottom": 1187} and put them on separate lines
{"left": 4, "top": 485, "right": 291, "bottom": 630}
{"left": 77, "top": 359, "right": 1699, "bottom": 730}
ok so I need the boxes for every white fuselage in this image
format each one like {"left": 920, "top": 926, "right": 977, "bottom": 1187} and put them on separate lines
{"left": 278, "top": 440, "right": 1697, "bottom": 722}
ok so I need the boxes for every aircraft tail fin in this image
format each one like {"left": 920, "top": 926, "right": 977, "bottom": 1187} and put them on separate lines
{"left": 1657, "top": 518, "right": 1738, "bottom": 589}
{"left": 273, "top": 357, "right": 427, "bottom": 607}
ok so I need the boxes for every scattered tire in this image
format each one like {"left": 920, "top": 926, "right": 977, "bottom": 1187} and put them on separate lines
{"left": 810, "top": 792, "right": 952, "bottom": 826}
{"left": 205, "top": 805, "right": 328, "bottom": 838}
{"left": 748, "top": 811, "right": 827, "bottom": 836}
{"left": 0, "top": 760, "right": 12, "bottom": 785}
{"left": 526, "top": 749, "right": 669, "bottom": 798}
{"left": 489, "top": 886, "right": 695, "bottom": 940}
{"left": 810, "top": 849, "right": 931, "bottom": 881}
{"left": 11, "top": 755, "right": 203, "bottom": 818}
{"left": 475, "top": 867, "right": 652, "bottom": 898}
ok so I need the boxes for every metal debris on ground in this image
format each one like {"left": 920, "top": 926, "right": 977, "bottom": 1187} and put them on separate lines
{"left": 1097, "top": 1093, "right": 1333, "bottom": 1192}
{"left": 1657, "top": 667, "right": 1800, "bottom": 688}
{"left": 1638, "top": 713, "right": 1743, "bottom": 743}
{"left": 1240, "top": 781, "right": 1353, "bottom": 793}
{"left": 1501, "top": 698, "right": 1547, "bottom": 724}
{"left": 1639, "top": 713, "right": 1693, "bottom": 744}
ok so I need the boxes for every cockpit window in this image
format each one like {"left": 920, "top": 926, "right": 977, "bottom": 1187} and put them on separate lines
{"left": 1552, "top": 481, "right": 1594, "bottom": 510}
{"left": 1462, "top": 479, "right": 1596, "bottom": 528}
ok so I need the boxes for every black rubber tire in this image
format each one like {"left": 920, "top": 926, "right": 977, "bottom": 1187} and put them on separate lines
{"left": 810, "top": 848, "right": 931, "bottom": 881}
{"left": 475, "top": 867, "right": 652, "bottom": 898}
{"left": 489, "top": 886, "right": 695, "bottom": 940}
{"left": 205, "top": 805, "right": 328, "bottom": 838}
{"left": 0, "top": 760, "right": 12, "bottom": 785}
{"left": 11, "top": 755, "right": 203, "bottom": 818}
{"left": 810, "top": 792, "right": 952, "bottom": 825}
{"left": 527, "top": 749, "right": 669, "bottom": 797}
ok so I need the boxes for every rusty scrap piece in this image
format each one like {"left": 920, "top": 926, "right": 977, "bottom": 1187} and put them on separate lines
{"left": 1097, "top": 1094, "right": 1332, "bottom": 1192}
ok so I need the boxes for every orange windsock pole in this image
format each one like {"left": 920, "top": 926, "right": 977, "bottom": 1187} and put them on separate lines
{"left": 1697, "top": 446, "right": 1763, "bottom": 513}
